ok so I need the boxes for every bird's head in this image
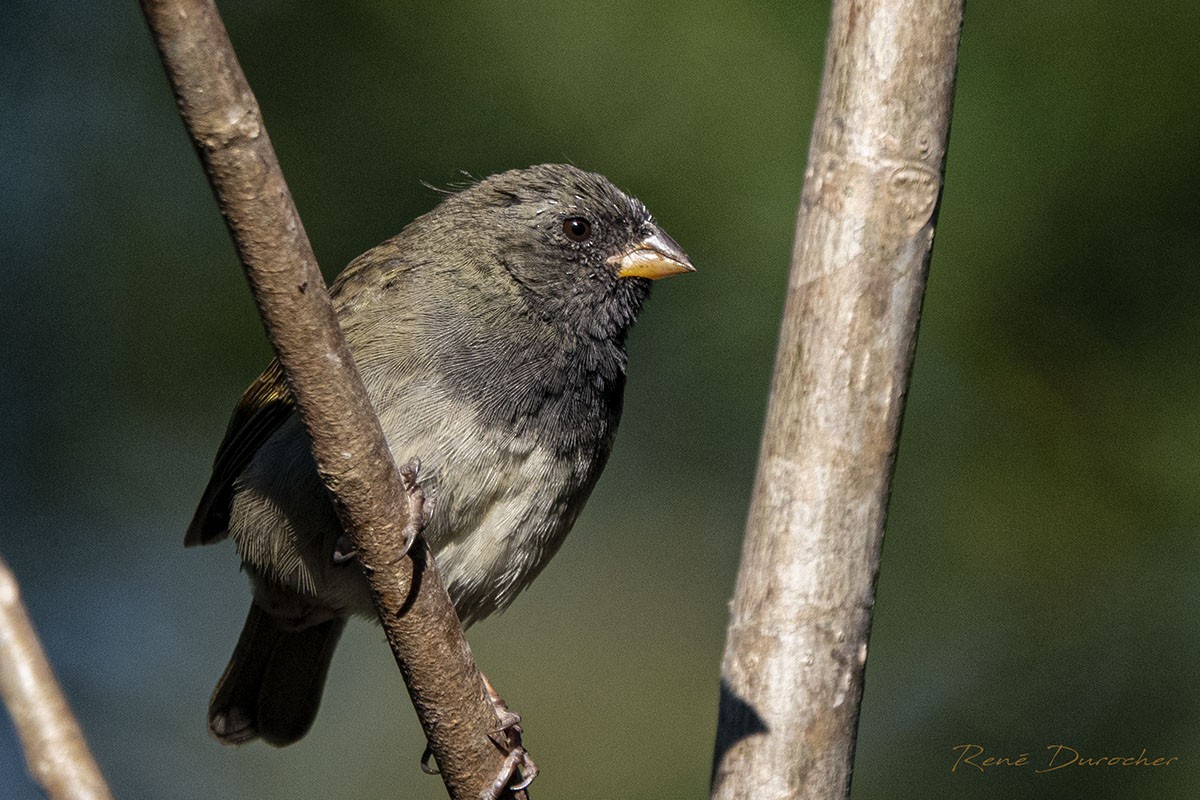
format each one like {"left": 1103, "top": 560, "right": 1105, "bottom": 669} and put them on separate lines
{"left": 430, "top": 164, "right": 694, "bottom": 339}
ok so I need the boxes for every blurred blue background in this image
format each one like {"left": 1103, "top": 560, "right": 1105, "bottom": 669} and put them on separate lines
{"left": 2, "top": 1, "right": 1198, "bottom": 798}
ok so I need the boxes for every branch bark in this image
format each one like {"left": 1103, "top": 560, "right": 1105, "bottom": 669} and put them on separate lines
{"left": 0, "top": 556, "right": 113, "bottom": 800}
{"left": 139, "top": 2, "right": 520, "bottom": 797}
{"left": 711, "top": 1, "right": 964, "bottom": 798}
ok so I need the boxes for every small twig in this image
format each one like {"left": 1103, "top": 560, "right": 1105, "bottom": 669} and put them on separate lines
{"left": 139, "top": 1, "right": 526, "bottom": 797}
{"left": 0, "top": 556, "right": 113, "bottom": 800}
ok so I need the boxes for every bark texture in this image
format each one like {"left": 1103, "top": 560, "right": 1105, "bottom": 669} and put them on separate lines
{"left": 711, "top": 1, "right": 964, "bottom": 798}
{"left": 139, "top": 2, "right": 522, "bottom": 796}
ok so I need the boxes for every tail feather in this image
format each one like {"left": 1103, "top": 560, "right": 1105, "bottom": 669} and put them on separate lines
{"left": 209, "top": 605, "right": 346, "bottom": 747}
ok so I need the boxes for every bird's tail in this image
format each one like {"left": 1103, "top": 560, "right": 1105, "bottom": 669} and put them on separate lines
{"left": 208, "top": 604, "right": 346, "bottom": 747}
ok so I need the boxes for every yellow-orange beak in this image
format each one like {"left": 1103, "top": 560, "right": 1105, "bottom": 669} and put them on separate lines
{"left": 608, "top": 228, "right": 696, "bottom": 280}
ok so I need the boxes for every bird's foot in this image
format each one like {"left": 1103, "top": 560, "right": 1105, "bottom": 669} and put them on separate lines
{"left": 331, "top": 534, "right": 357, "bottom": 563}
{"left": 418, "top": 673, "right": 537, "bottom": 797}
{"left": 397, "top": 458, "right": 435, "bottom": 558}
{"left": 418, "top": 733, "right": 536, "bottom": 800}
{"left": 482, "top": 672, "right": 521, "bottom": 730}
{"left": 480, "top": 672, "right": 537, "bottom": 798}
{"left": 419, "top": 745, "right": 439, "bottom": 775}
{"left": 481, "top": 744, "right": 537, "bottom": 800}
{"left": 331, "top": 458, "right": 434, "bottom": 564}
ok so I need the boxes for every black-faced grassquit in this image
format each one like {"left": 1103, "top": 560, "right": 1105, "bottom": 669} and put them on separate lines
{"left": 187, "top": 163, "right": 693, "bottom": 746}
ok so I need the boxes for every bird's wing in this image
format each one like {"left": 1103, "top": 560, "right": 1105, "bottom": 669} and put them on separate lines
{"left": 185, "top": 359, "right": 294, "bottom": 547}
{"left": 185, "top": 242, "right": 424, "bottom": 548}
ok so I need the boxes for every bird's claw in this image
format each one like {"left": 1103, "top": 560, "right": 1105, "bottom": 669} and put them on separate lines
{"left": 397, "top": 458, "right": 435, "bottom": 558}
{"left": 476, "top": 672, "right": 536, "bottom": 798}
{"left": 337, "top": 458, "right": 432, "bottom": 564}
{"left": 479, "top": 744, "right": 537, "bottom": 799}
{"left": 511, "top": 750, "right": 538, "bottom": 792}
{"left": 491, "top": 704, "right": 522, "bottom": 734}
{"left": 331, "top": 533, "right": 357, "bottom": 563}
{"left": 420, "top": 745, "right": 440, "bottom": 775}
{"left": 420, "top": 736, "right": 536, "bottom": 799}
{"left": 399, "top": 459, "right": 437, "bottom": 525}
{"left": 398, "top": 458, "right": 422, "bottom": 491}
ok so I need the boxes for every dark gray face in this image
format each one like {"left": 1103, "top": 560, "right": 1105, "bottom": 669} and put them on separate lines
{"left": 437, "top": 164, "right": 664, "bottom": 338}
{"left": 396, "top": 164, "right": 692, "bottom": 451}
{"left": 475, "top": 164, "right": 652, "bottom": 284}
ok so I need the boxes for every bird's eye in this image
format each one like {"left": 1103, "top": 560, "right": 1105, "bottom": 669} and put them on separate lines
{"left": 563, "top": 216, "right": 592, "bottom": 242}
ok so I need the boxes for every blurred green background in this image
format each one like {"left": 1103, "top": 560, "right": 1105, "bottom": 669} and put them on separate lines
{"left": 3, "top": 1, "right": 1198, "bottom": 798}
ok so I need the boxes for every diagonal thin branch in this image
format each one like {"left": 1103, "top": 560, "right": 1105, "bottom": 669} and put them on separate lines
{"left": 0, "top": 556, "right": 114, "bottom": 800}
{"left": 138, "top": 1, "right": 521, "bottom": 797}
{"left": 711, "top": 0, "right": 964, "bottom": 798}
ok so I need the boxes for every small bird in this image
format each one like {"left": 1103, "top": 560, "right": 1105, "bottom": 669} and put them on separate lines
{"left": 187, "top": 164, "right": 693, "bottom": 747}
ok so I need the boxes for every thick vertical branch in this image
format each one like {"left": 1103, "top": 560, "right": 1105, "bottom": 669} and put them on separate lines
{"left": 711, "top": 1, "right": 963, "bottom": 798}
{"left": 138, "top": 2, "right": 517, "bottom": 797}
{"left": 0, "top": 557, "right": 113, "bottom": 800}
